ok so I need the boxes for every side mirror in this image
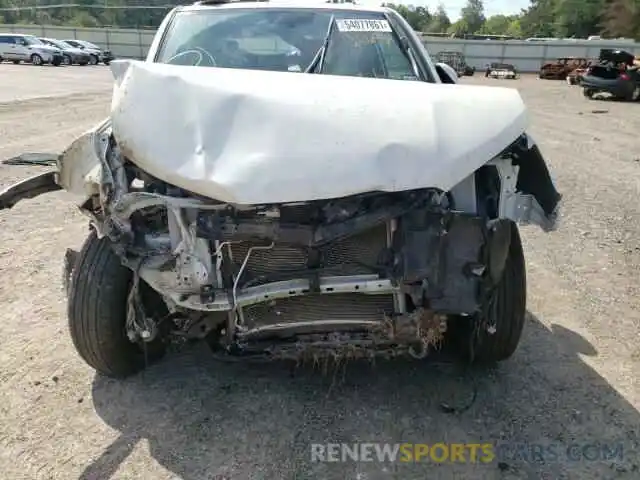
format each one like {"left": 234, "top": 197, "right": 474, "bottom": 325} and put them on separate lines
{"left": 435, "top": 62, "right": 459, "bottom": 84}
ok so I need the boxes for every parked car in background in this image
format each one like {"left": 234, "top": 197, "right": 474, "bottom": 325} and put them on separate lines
{"left": 581, "top": 49, "right": 640, "bottom": 101}
{"left": 566, "top": 60, "right": 596, "bottom": 85}
{"left": 63, "top": 39, "right": 114, "bottom": 65}
{"left": 485, "top": 62, "right": 518, "bottom": 79}
{"left": 39, "top": 38, "right": 91, "bottom": 66}
{"left": 0, "top": 33, "right": 63, "bottom": 66}
{"left": 539, "top": 57, "right": 589, "bottom": 80}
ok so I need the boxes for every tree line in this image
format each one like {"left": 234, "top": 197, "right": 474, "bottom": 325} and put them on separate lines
{"left": 0, "top": 0, "right": 637, "bottom": 40}
{"left": 384, "top": 0, "right": 639, "bottom": 40}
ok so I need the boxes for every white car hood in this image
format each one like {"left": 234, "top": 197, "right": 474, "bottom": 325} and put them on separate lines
{"left": 109, "top": 60, "right": 528, "bottom": 205}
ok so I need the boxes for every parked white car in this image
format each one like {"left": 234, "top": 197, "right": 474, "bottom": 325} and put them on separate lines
{"left": 0, "top": 33, "right": 63, "bottom": 66}
{"left": 0, "top": 1, "right": 561, "bottom": 379}
{"left": 485, "top": 62, "right": 518, "bottom": 79}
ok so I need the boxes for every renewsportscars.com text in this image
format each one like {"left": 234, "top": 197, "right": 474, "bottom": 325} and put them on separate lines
{"left": 310, "top": 442, "right": 625, "bottom": 463}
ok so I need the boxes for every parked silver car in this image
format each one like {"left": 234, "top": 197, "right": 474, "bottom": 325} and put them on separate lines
{"left": 63, "top": 39, "right": 114, "bottom": 65}
{"left": 0, "top": 33, "right": 63, "bottom": 66}
{"left": 39, "top": 38, "right": 90, "bottom": 66}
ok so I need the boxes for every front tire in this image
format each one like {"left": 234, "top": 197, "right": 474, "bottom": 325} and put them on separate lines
{"left": 62, "top": 55, "right": 71, "bottom": 66}
{"left": 89, "top": 54, "right": 98, "bottom": 65}
{"left": 30, "top": 54, "right": 43, "bottom": 66}
{"left": 450, "top": 222, "right": 526, "bottom": 364}
{"left": 583, "top": 88, "right": 595, "bottom": 99}
{"left": 68, "top": 230, "right": 167, "bottom": 378}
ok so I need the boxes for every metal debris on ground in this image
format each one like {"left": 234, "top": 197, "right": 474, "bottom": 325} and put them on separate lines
{"left": 2, "top": 153, "right": 58, "bottom": 166}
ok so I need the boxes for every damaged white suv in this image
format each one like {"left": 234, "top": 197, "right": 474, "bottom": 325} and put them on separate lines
{"left": 0, "top": 0, "right": 562, "bottom": 378}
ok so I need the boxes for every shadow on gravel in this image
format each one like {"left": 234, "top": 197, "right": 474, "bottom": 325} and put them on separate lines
{"left": 81, "top": 312, "right": 640, "bottom": 480}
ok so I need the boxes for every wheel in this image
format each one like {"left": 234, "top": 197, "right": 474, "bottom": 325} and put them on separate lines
{"left": 12, "top": 60, "right": 19, "bottom": 65}
{"left": 89, "top": 54, "right": 98, "bottom": 65}
{"left": 583, "top": 88, "right": 595, "bottom": 99}
{"left": 448, "top": 222, "right": 526, "bottom": 364}
{"left": 67, "top": 230, "right": 168, "bottom": 378}
{"left": 30, "top": 54, "right": 43, "bottom": 66}
{"left": 628, "top": 85, "right": 640, "bottom": 101}
{"left": 103, "top": 59, "right": 111, "bottom": 66}
{"left": 52, "top": 57, "right": 62, "bottom": 66}
{"left": 62, "top": 55, "right": 71, "bottom": 66}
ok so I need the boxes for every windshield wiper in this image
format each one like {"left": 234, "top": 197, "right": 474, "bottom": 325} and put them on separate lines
{"left": 304, "top": 15, "right": 336, "bottom": 73}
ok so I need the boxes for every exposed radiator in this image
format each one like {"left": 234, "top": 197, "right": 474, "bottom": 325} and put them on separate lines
{"left": 229, "top": 223, "right": 395, "bottom": 328}
{"left": 242, "top": 293, "right": 395, "bottom": 329}
{"left": 229, "top": 223, "right": 389, "bottom": 282}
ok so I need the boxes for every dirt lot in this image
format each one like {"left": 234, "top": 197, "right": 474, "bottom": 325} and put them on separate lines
{"left": 0, "top": 65, "right": 638, "bottom": 480}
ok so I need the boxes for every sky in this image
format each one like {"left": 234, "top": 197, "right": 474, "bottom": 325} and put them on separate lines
{"left": 356, "top": 0, "right": 530, "bottom": 21}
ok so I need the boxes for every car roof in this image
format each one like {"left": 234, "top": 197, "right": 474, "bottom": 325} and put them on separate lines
{"left": 179, "top": 1, "right": 389, "bottom": 14}
{"left": 2, "top": 33, "right": 36, "bottom": 37}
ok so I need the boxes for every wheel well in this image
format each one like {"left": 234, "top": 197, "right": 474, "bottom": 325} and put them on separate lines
{"left": 474, "top": 165, "right": 501, "bottom": 219}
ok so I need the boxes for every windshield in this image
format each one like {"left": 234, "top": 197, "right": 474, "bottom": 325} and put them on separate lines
{"left": 43, "top": 39, "right": 65, "bottom": 49}
{"left": 156, "top": 8, "right": 419, "bottom": 81}
{"left": 79, "top": 40, "right": 99, "bottom": 49}
{"left": 24, "top": 36, "right": 44, "bottom": 46}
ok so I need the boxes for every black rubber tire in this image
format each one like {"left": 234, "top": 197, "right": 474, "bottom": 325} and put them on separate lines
{"left": 62, "top": 55, "right": 71, "bottom": 66}
{"left": 30, "top": 54, "right": 43, "bottom": 66}
{"left": 67, "top": 230, "right": 167, "bottom": 378}
{"left": 12, "top": 60, "right": 19, "bottom": 64}
{"left": 583, "top": 88, "right": 594, "bottom": 99}
{"left": 450, "top": 222, "right": 526, "bottom": 364}
{"left": 103, "top": 60, "right": 111, "bottom": 66}
{"left": 89, "top": 55, "right": 98, "bottom": 65}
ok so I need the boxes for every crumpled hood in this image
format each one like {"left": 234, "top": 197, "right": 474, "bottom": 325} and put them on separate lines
{"left": 109, "top": 60, "right": 528, "bottom": 205}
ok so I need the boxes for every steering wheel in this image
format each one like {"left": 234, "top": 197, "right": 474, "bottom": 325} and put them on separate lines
{"left": 166, "top": 47, "right": 218, "bottom": 67}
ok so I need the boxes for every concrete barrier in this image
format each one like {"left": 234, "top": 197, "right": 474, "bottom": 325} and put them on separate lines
{"left": 2, "top": 24, "right": 639, "bottom": 72}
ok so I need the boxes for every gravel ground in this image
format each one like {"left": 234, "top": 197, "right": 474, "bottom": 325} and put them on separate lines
{"left": 0, "top": 66, "right": 638, "bottom": 480}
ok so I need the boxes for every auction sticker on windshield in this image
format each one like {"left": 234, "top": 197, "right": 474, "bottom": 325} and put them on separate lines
{"left": 336, "top": 19, "right": 392, "bottom": 32}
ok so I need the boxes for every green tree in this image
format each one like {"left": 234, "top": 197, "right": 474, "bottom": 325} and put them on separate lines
{"left": 426, "top": 4, "right": 452, "bottom": 33}
{"left": 600, "top": 0, "right": 640, "bottom": 39}
{"left": 519, "top": 0, "right": 559, "bottom": 37}
{"left": 460, "top": 0, "right": 486, "bottom": 33}
{"left": 554, "top": 0, "right": 605, "bottom": 37}
{"left": 447, "top": 18, "right": 471, "bottom": 35}
{"left": 480, "top": 14, "right": 515, "bottom": 35}
{"left": 382, "top": 3, "right": 432, "bottom": 31}
{"left": 505, "top": 18, "right": 524, "bottom": 37}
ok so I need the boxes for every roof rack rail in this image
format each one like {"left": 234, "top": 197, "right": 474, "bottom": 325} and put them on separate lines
{"left": 193, "top": 0, "right": 268, "bottom": 5}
